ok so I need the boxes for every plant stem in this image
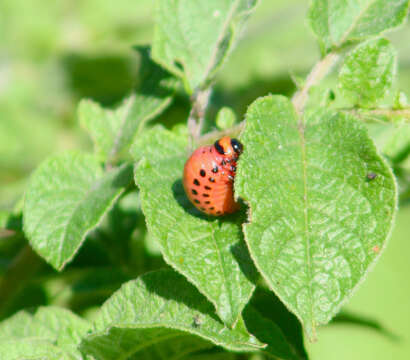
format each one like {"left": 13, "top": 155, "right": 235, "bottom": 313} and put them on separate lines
{"left": 187, "top": 88, "right": 212, "bottom": 148}
{"left": 292, "top": 52, "right": 340, "bottom": 114}
{"left": 341, "top": 108, "right": 410, "bottom": 122}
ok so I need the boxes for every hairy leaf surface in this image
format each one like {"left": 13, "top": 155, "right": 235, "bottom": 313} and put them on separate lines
{"left": 236, "top": 95, "right": 397, "bottom": 339}
{"left": 309, "top": 0, "right": 409, "bottom": 52}
{"left": 339, "top": 38, "right": 397, "bottom": 107}
{"left": 23, "top": 152, "right": 133, "bottom": 270}
{"left": 80, "top": 270, "right": 264, "bottom": 359}
{"left": 0, "top": 307, "right": 90, "bottom": 359}
{"left": 152, "top": 0, "right": 257, "bottom": 92}
{"left": 131, "top": 127, "right": 256, "bottom": 327}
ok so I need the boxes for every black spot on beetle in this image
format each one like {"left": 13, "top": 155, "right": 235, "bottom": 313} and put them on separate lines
{"left": 231, "top": 165, "right": 236, "bottom": 172}
{"left": 205, "top": 201, "right": 210, "bottom": 204}
{"left": 200, "top": 169, "right": 206, "bottom": 177}
{"left": 209, "top": 177, "right": 215, "bottom": 183}
{"left": 200, "top": 207, "right": 206, "bottom": 211}
{"left": 194, "top": 199, "right": 200, "bottom": 204}
{"left": 231, "top": 138, "right": 243, "bottom": 154}
{"left": 204, "top": 186, "right": 211, "bottom": 190}
{"left": 212, "top": 166, "right": 218, "bottom": 173}
{"left": 203, "top": 194, "right": 210, "bottom": 197}
{"left": 216, "top": 211, "right": 221, "bottom": 215}
{"left": 191, "top": 189, "right": 198, "bottom": 195}
{"left": 193, "top": 179, "right": 200, "bottom": 186}
{"left": 210, "top": 207, "right": 214, "bottom": 210}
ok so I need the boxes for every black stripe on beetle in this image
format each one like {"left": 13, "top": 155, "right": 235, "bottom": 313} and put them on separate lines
{"left": 203, "top": 194, "right": 210, "bottom": 197}
{"left": 204, "top": 186, "right": 211, "bottom": 190}
{"left": 214, "top": 140, "right": 225, "bottom": 155}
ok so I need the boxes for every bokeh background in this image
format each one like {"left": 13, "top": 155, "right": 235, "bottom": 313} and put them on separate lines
{"left": 0, "top": 1, "right": 409, "bottom": 359}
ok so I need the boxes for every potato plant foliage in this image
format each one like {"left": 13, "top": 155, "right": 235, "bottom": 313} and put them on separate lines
{"left": 1, "top": 0, "right": 410, "bottom": 359}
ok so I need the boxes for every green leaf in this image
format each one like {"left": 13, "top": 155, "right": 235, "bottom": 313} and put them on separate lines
{"left": 152, "top": 0, "right": 257, "bottom": 93}
{"left": 79, "top": 46, "right": 177, "bottom": 163}
{"left": 339, "top": 38, "right": 397, "bottom": 107}
{"left": 216, "top": 107, "right": 237, "bottom": 130}
{"left": 0, "top": 339, "right": 72, "bottom": 360}
{"left": 80, "top": 270, "right": 264, "bottom": 359}
{"left": 131, "top": 127, "right": 257, "bottom": 327}
{"left": 235, "top": 95, "right": 397, "bottom": 340}
{"left": 0, "top": 307, "right": 90, "bottom": 360}
{"left": 308, "top": 0, "right": 410, "bottom": 53}
{"left": 23, "top": 152, "right": 133, "bottom": 270}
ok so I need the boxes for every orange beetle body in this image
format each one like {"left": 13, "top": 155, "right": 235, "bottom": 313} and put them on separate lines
{"left": 183, "top": 136, "right": 243, "bottom": 216}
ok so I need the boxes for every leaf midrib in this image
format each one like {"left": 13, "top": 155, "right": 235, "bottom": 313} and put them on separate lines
{"left": 337, "top": 0, "right": 377, "bottom": 46}
{"left": 296, "top": 120, "right": 315, "bottom": 334}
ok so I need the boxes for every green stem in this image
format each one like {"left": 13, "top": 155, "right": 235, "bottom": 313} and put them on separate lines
{"left": 341, "top": 108, "right": 410, "bottom": 122}
{"left": 292, "top": 52, "right": 340, "bottom": 114}
{"left": 187, "top": 88, "right": 212, "bottom": 148}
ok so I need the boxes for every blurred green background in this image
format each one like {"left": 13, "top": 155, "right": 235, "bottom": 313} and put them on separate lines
{"left": 0, "top": 1, "right": 409, "bottom": 358}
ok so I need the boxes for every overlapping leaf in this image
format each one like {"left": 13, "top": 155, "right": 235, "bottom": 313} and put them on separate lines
{"left": 339, "top": 38, "right": 397, "bottom": 107}
{"left": 152, "top": 0, "right": 258, "bottom": 92}
{"left": 80, "top": 270, "right": 264, "bottom": 359}
{"left": 131, "top": 126, "right": 257, "bottom": 327}
{"left": 236, "top": 95, "right": 397, "bottom": 339}
{"left": 0, "top": 307, "right": 90, "bottom": 360}
{"left": 23, "top": 152, "right": 133, "bottom": 270}
{"left": 79, "top": 47, "right": 177, "bottom": 163}
{"left": 309, "top": 0, "right": 409, "bottom": 53}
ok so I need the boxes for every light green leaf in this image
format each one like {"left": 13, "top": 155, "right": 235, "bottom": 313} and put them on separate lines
{"left": 131, "top": 127, "right": 257, "bottom": 327}
{"left": 23, "top": 152, "right": 133, "bottom": 270}
{"left": 0, "top": 307, "right": 90, "bottom": 360}
{"left": 152, "top": 0, "right": 257, "bottom": 93}
{"left": 236, "top": 95, "right": 397, "bottom": 340}
{"left": 339, "top": 38, "right": 397, "bottom": 107}
{"left": 308, "top": 0, "right": 409, "bottom": 53}
{"left": 80, "top": 270, "right": 264, "bottom": 359}
{"left": 216, "top": 107, "right": 237, "bottom": 130}
{"left": 79, "top": 46, "right": 177, "bottom": 163}
{"left": 0, "top": 311, "right": 53, "bottom": 340}
{"left": 0, "top": 339, "right": 72, "bottom": 360}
